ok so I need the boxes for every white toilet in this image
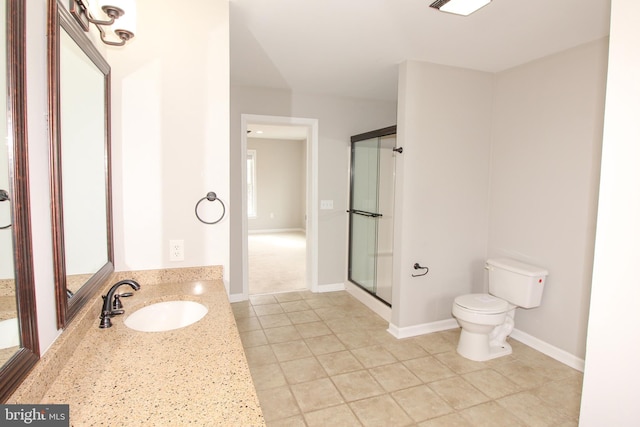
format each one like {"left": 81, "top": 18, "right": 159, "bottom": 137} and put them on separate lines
{"left": 452, "top": 258, "right": 548, "bottom": 362}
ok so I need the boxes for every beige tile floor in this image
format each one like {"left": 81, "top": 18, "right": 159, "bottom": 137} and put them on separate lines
{"left": 232, "top": 291, "right": 583, "bottom": 427}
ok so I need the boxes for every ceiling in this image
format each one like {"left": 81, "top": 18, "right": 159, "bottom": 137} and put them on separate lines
{"left": 230, "top": 0, "right": 611, "bottom": 101}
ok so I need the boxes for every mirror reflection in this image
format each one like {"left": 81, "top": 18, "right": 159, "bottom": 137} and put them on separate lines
{"left": 1, "top": 0, "right": 40, "bottom": 402}
{"left": 59, "top": 28, "right": 109, "bottom": 296}
{"left": 51, "top": 1, "right": 113, "bottom": 328}
{"left": 0, "top": 0, "right": 20, "bottom": 369}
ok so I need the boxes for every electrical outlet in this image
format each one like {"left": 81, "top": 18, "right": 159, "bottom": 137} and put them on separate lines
{"left": 169, "top": 239, "right": 184, "bottom": 261}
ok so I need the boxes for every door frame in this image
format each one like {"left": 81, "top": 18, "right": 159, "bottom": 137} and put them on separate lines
{"left": 240, "top": 114, "right": 319, "bottom": 298}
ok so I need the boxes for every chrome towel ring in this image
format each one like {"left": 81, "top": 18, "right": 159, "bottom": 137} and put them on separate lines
{"left": 195, "top": 191, "right": 226, "bottom": 225}
{"left": 0, "top": 189, "right": 11, "bottom": 229}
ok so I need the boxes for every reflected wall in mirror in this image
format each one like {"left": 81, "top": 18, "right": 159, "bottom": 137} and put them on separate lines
{"left": 49, "top": 0, "right": 113, "bottom": 328}
{"left": 0, "top": 0, "right": 19, "bottom": 369}
{"left": 59, "top": 28, "right": 109, "bottom": 294}
{"left": 1, "top": 0, "right": 40, "bottom": 402}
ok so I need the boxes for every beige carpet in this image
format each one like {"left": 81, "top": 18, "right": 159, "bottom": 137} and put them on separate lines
{"left": 249, "top": 231, "right": 307, "bottom": 295}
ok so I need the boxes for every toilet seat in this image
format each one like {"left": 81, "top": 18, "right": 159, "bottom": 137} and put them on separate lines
{"left": 454, "top": 294, "right": 509, "bottom": 314}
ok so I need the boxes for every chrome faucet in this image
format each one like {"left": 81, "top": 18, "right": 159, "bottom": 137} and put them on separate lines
{"left": 99, "top": 279, "right": 141, "bottom": 329}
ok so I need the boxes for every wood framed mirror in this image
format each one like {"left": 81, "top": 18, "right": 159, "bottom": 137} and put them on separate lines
{"left": 0, "top": 0, "right": 41, "bottom": 402}
{"left": 48, "top": 0, "right": 113, "bottom": 328}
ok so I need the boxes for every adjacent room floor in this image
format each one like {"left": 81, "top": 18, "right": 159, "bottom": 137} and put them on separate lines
{"left": 249, "top": 231, "right": 307, "bottom": 295}
{"left": 232, "top": 291, "right": 583, "bottom": 426}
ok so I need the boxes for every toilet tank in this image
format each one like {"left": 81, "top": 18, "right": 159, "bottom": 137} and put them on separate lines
{"left": 486, "top": 258, "right": 548, "bottom": 308}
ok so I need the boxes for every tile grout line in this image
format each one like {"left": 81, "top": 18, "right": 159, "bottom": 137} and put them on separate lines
{"left": 238, "top": 291, "right": 582, "bottom": 426}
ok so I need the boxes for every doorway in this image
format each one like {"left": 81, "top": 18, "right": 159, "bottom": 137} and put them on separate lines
{"left": 240, "top": 115, "right": 319, "bottom": 298}
{"left": 348, "top": 126, "right": 397, "bottom": 306}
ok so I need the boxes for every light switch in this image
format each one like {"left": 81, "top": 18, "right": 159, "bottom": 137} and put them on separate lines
{"left": 320, "top": 200, "right": 334, "bottom": 210}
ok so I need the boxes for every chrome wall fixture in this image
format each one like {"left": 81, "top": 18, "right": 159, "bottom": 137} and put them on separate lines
{"left": 0, "top": 189, "right": 11, "bottom": 229}
{"left": 412, "top": 263, "right": 430, "bottom": 277}
{"left": 70, "top": 0, "right": 136, "bottom": 46}
{"left": 195, "top": 192, "right": 226, "bottom": 225}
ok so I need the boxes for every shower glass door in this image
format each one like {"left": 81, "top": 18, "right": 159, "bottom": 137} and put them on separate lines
{"left": 348, "top": 126, "right": 397, "bottom": 306}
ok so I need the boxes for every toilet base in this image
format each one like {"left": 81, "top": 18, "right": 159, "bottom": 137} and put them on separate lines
{"left": 456, "top": 329, "right": 512, "bottom": 362}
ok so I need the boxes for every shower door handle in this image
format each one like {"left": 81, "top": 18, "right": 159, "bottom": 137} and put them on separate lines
{"left": 347, "top": 209, "right": 382, "bottom": 218}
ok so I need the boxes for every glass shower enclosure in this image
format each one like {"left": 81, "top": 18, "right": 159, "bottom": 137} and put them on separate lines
{"left": 348, "top": 126, "right": 397, "bottom": 306}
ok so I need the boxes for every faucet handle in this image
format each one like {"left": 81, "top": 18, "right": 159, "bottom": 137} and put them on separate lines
{"left": 113, "top": 294, "right": 126, "bottom": 310}
{"left": 113, "top": 292, "right": 134, "bottom": 310}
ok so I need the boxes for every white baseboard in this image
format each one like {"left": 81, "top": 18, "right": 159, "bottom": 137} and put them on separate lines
{"left": 231, "top": 283, "right": 344, "bottom": 301}
{"left": 228, "top": 293, "right": 247, "bottom": 303}
{"left": 386, "top": 318, "right": 585, "bottom": 371}
{"left": 248, "top": 228, "right": 305, "bottom": 234}
{"left": 316, "top": 283, "right": 346, "bottom": 293}
{"left": 344, "top": 282, "right": 392, "bottom": 322}
{"left": 510, "top": 328, "right": 585, "bottom": 372}
{"left": 387, "top": 318, "right": 459, "bottom": 339}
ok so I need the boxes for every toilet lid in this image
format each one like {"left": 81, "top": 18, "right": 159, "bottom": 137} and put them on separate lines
{"left": 455, "top": 294, "right": 509, "bottom": 313}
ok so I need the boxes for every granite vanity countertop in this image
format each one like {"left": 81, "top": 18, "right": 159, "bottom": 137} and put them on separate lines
{"left": 0, "top": 295, "right": 17, "bottom": 320}
{"left": 40, "top": 280, "right": 265, "bottom": 426}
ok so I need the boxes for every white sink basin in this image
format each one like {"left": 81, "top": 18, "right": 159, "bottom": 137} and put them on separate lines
{"left": 124, "top": 301, "right": 208, "bottom": 332}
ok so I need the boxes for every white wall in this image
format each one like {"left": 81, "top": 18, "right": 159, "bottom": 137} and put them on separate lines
{"left": 19, "top": 0, "right": 230, "bottom": 355}
{"left": 490, "top": 39, "right": 608, "bottom": 359}
{"left": 0, "top": 0, "right": 11, "bottom": 280}
{"left": 247, "top": 138, "right": 305, "bottom": 231}
{"left": 26, "top": 0, "right": 60, "bottom": 352}
{"left": 107, "top": 0, "right": 230, "bottom": 285}
{"left": 393, "top": 61, "right": 494, "bottom": 329}
{"left": 391, "top": 41, "right": 607, "bottom": 363}
{"left": 580, "top": 0, "right": 640, "bottom": 423}
{"left": 230, "top": 86, "right": 397, "bottom": 295}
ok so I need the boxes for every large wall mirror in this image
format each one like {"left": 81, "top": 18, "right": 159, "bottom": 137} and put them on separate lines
{"left": 49, "top": 0, "right": 113, "bottom": 328}
{"left": 1, "top": 0, "right": 40, "bottom": 401}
